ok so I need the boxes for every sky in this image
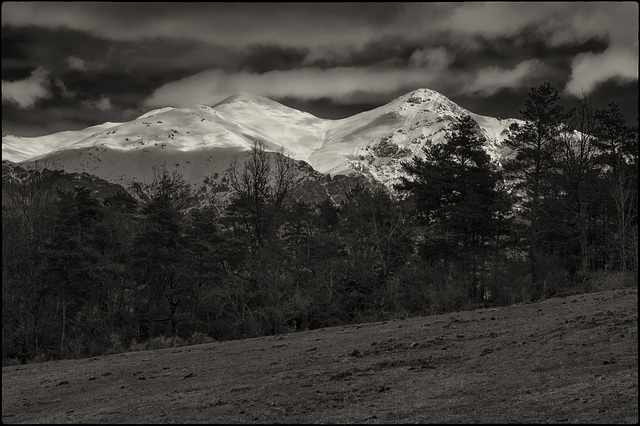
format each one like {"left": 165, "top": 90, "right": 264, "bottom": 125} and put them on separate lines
{"left": 2, "top": 2, "right": 638, "bottom": 137}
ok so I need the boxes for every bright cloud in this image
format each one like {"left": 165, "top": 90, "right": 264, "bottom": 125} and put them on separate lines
{"left": 144, "top": 66, "right": 442, "bottom": 108}
{"left": 1, "top": 67, "right": 52, "bottom": 108}
{"left": 564, "top": 47, "right": 639, "bottom": 96}
{"left": 145, "top": 54, "right": 553, "bottom": 108}
{"left": 459, "top": 59, "right": 547, "bottom": 96}
{"left": 445, "top": 2, "right": 639, "bottom": 95}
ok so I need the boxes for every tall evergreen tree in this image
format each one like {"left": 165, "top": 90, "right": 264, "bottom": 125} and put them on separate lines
{"left": 131, "top": 165, "right": 196, "bottom": 337}
{"left": 183, "top": 203, "right": 233, "bottom": 335}
{"left": 43, "top": 186, "right": 104, "bottom": 356}
{"left": 503, "top": 82, "right": 569, "bottom": 285}
{"left": 397, "top": 114, "right": 509, "bottom": 297}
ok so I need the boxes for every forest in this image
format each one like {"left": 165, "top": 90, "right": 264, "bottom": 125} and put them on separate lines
{"left": 2, "top": 83, "right": 637, "bottom": 364}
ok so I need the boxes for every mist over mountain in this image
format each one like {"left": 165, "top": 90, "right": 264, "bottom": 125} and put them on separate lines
{"left": 1, "top": 88, "right": 521, "bottom": 191}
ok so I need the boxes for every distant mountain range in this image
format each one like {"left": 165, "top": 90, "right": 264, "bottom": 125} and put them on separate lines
{"left": 2, "top": 88, "right": 522, "bottom": 193}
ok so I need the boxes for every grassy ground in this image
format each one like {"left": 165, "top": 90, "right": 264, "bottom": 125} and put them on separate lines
{"left": 2, "top": 286, "right": 637, "bottom": 424}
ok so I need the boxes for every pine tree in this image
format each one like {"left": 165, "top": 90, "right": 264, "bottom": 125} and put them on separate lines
{"left": 183, "top": 203, "right": 233, "bottom": 335}
{"left": 397, "top": 114, "right": 509, "bottom": 297}
{"left": 43, "top": 186, "right": 104, "bottom": 356}
{"left": 131, "top": 165, "right": 196, "bottom": 337}
{"left": 503, "top": 82, "right": 569, "bottom": 286}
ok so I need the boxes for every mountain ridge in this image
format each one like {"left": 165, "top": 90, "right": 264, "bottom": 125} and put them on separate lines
{"left": 1, "top": 88, "right": 523, "bottom": 189}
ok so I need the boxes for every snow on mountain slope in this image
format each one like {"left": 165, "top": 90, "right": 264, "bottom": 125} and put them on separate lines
{"left": 2, "top": 122, "right": 122, "bottom": 163}
{"left": 136, "top": 106, "right": 176, "bottom": 120}
{"left": 211, "top": 92, "right": 329, "bottom": 163}
{"left": 315, "top": 89, "right": 460, "bottom": 175}
{"left": 2, "top": 89, "right": 522, "bottom": 189}
{"left": 315, "top": 88, "right": 521, "bottom": 186}
{"left": 22, "top": 105, "right": 261, "bottom": 185}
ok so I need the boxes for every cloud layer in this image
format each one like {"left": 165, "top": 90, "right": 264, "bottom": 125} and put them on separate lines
{"left": 144, "top": 57, "right": 555, "bottom": 108}
{"left": 461, "top": 59, "right": 549, "bottom": 97}
{"left": 145, "top": 66, "right": 445, "bottom": 108}
{"left": 1, "top": 2, "right": 637, "bottom": 136}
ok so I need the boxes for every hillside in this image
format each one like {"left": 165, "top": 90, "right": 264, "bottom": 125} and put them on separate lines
{"left": 1, "top": 162, "right": 130, "bottom": 205}
{"left": 2, "top": 287, "right": 637, "bottom": 424}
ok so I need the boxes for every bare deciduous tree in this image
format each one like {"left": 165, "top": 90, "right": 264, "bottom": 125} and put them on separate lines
{"left": 227, "top": 140, "right": 296, "bottom": 247}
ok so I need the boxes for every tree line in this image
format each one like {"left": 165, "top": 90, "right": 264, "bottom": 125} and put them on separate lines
{"left": 2, "top": 83, "right": 637, "bottom": 364}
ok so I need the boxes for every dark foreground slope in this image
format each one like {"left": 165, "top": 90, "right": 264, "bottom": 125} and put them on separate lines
{"left": 2, "top": 287, "right": 637, "bottom": 424}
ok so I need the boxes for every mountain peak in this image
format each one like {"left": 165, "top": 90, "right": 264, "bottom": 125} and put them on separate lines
{"left": 392, "top": 88, "right": 464, "bottom": 115}
{"left": 406, "top": 88, "right": 441, "bottom": 97}
{"left": 401, "top": 88, "right": 450, "bottom": 104}
{"left": 211, "top": 92, "right": 320, "bottom": 121}
{"left": 214, "top": 92, "right": 277, "bottom": 108}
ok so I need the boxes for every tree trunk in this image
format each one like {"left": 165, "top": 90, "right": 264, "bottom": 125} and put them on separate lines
{"left": 168, "top": 298, "right": 178, "bottom": 335}
{"left": 530, "top": 145, "right": 542, "bottom": 285}
{"left": 579, "top": 200, "right": 589, "bottom": 276}
{"left": 530, "top": 200, "right": 539, "bottom": 285}
{"left": 60, "top": 298, "right": 66, "bottom": 356}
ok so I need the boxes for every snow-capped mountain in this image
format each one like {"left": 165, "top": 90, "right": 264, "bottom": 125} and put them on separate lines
{"left": 1, "top": 89, "right": 522, "bottom": 190}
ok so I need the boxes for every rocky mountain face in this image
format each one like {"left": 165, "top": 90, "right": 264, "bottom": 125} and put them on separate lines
{"left": 2, "top": 89, "right": 522, "bottom": 196}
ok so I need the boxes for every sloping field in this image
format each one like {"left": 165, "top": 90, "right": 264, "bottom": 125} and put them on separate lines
{"left": 2, "top": 287, "right": 637, "bottom": 424}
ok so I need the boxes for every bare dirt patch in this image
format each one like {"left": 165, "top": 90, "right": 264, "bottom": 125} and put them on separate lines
{"left": 2, "top": 287, "right": 637, "bottom": 424}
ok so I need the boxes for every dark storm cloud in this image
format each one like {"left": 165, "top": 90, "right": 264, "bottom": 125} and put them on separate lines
{"left": 241, "top": 44, "right": 309, "bottom": 73}
{"left": 1, "top": 2, "right": 637, "bottom": 136}
{"left": 1, "top": 100, "right": 126, "bottom": 137}
{"left": 310, "top": 36, "right": 420, "bottom": 69}
{"left": 1, "top": 2, "right": 415, "bottom": 49}
{"left": 588, "top": 80, "right": 639, "bottom": 122}
{"left": 1, "top": 27, "right": 34, "bottom": 72}
{"left": 1, "top": 26, "right": 113, "bottom": 78}
{"left": 1, "top": 24, "right": 247, "bottom": 76}
{"left": 276, "top": 97, "right": 383, "bottom": 120}
{"left": 1, "top": 22, "right": 248, "bottom": 135}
